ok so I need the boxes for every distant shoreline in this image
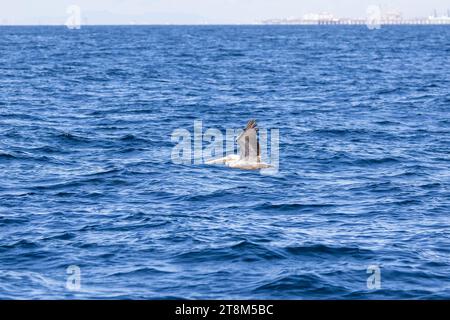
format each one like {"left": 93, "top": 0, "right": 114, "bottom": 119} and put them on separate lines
{"left": 1, "top": 24, "right": 450, "bottom": 27}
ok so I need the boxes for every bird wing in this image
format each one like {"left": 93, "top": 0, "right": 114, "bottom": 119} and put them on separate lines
{"left": 237, "top": 120, "right": 259, "bottom": 162}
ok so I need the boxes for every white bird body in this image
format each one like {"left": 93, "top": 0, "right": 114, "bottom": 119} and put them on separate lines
{"left": 206, "top": 120, "right": 272, "bottom": 170}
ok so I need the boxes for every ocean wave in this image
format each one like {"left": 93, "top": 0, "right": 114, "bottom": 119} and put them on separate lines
{"left": 41, "top": 232, "right": 77, "bottom": 241}
{"left": 55, "top": 132, "right": 91, "bottom": 143}
{"left": 284, "top": 244, "right": 373, "bottom": 257}
{"left": 118, "top": 134, "right": 150, "bottom": 143}
{"left": 108, "top": 267, "right": 174, "bottom": 277}
{"left": 0, "top": 271, "right": 61, "bottom": 298}
{"left": 0, "top": 239, "right": 40, "bottom": 251}
{"left": 310, "top": 128, "right": 370, "bottom": 136}
{"left": 0, "top": 216, "right": 30, "bottom": 225}
{"left": 353, "top": 157, "right": 401, "bottom": 165}
{"left": 252, "top": 273, "right": 350, "bottom": 298}
{"left": 181, "top": 186, "right": 251, "bottom": 202}
{"left": 174, "top": 240, "right": 285, "bottom": 263}
{"left": 256, "top": 202, "right": 334, "bottom": 211}
{"left": 30, "top": 177, "right": 129, "bottom": 191}
{"left": 0, "top": 151, "right": 17, "bottom": 159}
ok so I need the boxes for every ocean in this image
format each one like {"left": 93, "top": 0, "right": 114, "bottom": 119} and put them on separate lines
{"left": 0, "top": 25, "right": 449, "bottom": 299}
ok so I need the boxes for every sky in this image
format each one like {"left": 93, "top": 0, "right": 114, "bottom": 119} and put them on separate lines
{"left": 0, "top": 0, "right": 449, "bottom": 25}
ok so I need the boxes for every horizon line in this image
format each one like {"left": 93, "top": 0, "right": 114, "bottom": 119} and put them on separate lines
{"left": 1, "top": 23, "right": 450, "bottom": 27}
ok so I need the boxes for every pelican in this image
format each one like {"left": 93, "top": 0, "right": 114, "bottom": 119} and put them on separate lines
{"left": 206, "top": 120, "right": 271, "bottom": 170}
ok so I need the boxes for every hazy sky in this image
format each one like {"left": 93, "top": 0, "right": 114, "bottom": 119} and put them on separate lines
{"left": 1, "top": 0, "right": 449, "bottom": 24}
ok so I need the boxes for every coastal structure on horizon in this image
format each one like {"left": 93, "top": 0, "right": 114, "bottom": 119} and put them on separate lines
{"left": 261, "top": 10, "right": 450, "bottom": 25}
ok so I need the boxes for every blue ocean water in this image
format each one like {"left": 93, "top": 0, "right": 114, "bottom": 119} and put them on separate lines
{"left": 0, "top": 25, "right": 449, "bottom": 299}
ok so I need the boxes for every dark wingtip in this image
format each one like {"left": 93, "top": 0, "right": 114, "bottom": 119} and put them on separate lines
{"left": 245, "top": 119, "right": 257, "bottom": 130}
